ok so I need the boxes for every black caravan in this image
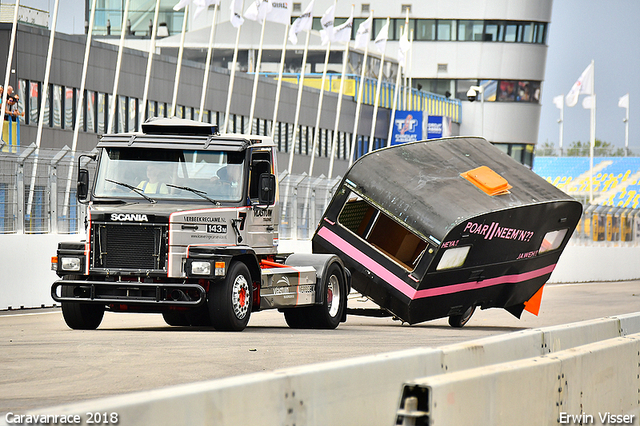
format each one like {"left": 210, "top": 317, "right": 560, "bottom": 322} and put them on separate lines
{"left": 312, "top": 137, "right": 582, "bottom": 327}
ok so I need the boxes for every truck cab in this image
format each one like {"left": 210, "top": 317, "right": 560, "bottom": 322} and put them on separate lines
{"left": 52, "top": 117, "right": 349, "bottom": 331}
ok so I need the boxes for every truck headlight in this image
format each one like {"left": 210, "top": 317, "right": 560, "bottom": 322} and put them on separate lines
{"left": 191, "top": 261, "right": 211, "bottom": 275}
{"left": 60, "top": 256, "right": 82, "bottom": 272}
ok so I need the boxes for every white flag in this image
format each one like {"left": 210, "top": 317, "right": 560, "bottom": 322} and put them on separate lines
{"left": 582, "top": 95, "right": 594, "bottom": 109}
{"left": 266, "top": 0, "right": 291, "bottom": 24}
{"left": 193, "top": 0, "right": 220, "bottom": 19}
{"left": 289, "top": 0, "right": 314, "bottom": 44}
{"left": 173, "top": 0, "right": 191, "bottom": 11}
{"left": 244, "top": 0, "right": 273, "bottom": 22}
{"left": 320, "top": 5, "right": 335, "bottom": 46}
{"left": 230, "top": 0, "right": 245, "bottom": 27}
{"left": 332, "top": 13, "right": 353, "bottom": 44}
{"left": 565, "top": 62, "right": 594, "bottom": 107}
{"left": 354, "top": 15, "right": 372, "bottom": 50}
{"left": 374, "top": 20, "right": 389, "bottom": 54}
{"left": 397, "top": 25, "right": 410, "bottom": 68}
{"left": 619, "top": 93, "right": 629, "bottom": 109}
{"left": 553, "top": 95, "right": 564, "bottom": 109}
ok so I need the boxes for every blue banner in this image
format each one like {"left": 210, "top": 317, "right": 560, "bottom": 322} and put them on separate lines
{"left": 427, "top": 115, "right": 443, "bottom": 139}
{"left": 390, "top": 111, "right": 424, "bottom": 146}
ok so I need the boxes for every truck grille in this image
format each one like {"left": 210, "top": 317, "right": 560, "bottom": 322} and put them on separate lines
{"left": 92, "top": 223, "right": 168, "bottom": 271}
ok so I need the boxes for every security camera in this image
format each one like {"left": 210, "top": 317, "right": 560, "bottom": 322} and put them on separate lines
{"left": 467, "top": 88, "right": 477, "bottom": 102}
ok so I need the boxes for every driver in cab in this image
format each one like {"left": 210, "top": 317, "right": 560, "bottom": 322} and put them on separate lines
{"left": 137, "top": 163, "right": 169, "bottom": 194}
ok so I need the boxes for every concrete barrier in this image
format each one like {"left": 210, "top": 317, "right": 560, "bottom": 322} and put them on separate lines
{"left": 397, "top": 334, "right": 640, "bottom": 425}
{"left": 4, "top": 313, "right": 640, "bottom": 426}
{"left": 549, "top": 244, "right": 640, "bottom": 283}
{"left": 1, "top": 235, "right": 639, "bottom": 311}
{"left": 0, "top": 234, "right": 81, "bottom": 310}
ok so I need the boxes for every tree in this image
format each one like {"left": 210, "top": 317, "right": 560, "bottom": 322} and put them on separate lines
{"left": 535, "top": 140, "right": 558, "bottom": 156}
{"left": 565, "top": 139, "right": 625, "bottom": 157}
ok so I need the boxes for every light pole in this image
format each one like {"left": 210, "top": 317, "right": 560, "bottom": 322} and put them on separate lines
{"left": 467, "top": 85, "right": 485, "bottom": 137}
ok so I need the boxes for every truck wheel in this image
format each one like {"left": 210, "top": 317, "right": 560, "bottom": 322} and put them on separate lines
{"left": 162, "top": 311, "right": 190, "bottom": 327}
{"left": 308, "top": 263, "right": 346, "bottom": 329}
{"left": 186, "top": 306, "right": 212, "bottom": 327}
{"left": 448, "top": 305, "right": 476, "bottom": 328}
{"left": 60, "top": 285, "right": 104, "bottom": 330}
{"left": 209, "top": 262, "right": 252, "bottom": 331}
{"left": 283, "top": 307, "right": 313, "bottom": 329}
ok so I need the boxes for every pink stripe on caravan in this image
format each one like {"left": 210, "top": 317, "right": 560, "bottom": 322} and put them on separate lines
{"left": 316, "top": 226, "right": 556, "bottom": 301}
{"left": 317, "top": 226, "right": 418, "bottom": 299}
{"left": 413, "top": 264, "right": 556, "bottom": 299}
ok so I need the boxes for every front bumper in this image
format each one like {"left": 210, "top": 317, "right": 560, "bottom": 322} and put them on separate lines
{"left": 51, "top": 279, "right": 206, "bottom": 306}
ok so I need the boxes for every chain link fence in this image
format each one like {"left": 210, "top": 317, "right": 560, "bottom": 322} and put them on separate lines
{"left": 0, "top": 144, "right": 83, "bottom": 234}
{"left": 0, "top": 146, "right": 342, "bottom": 238}
{"left": 4, "top": 146, "right": 638, "bottom": 247}
{"left": 278, "top": 172, "right": 342, "bottom": 240}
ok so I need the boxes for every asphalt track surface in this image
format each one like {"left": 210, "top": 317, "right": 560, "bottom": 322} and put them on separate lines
{"left": 1, "top": 280, "right": 640, "bottom": 414}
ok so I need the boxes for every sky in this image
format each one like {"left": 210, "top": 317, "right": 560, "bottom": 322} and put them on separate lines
{"left": 18, "top": 0, "right": 640, "bottom": 151}
{"left": 539, "top": 0, "right": 640, "bottom": 150}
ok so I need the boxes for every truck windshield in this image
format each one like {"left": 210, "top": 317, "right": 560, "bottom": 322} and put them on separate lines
{"left": 93, "top": 147, "right": 245, "bottom": 202}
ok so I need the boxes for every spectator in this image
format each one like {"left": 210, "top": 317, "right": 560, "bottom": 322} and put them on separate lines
{"left": 4, "top": 86, "right": 21, "bottom": 120}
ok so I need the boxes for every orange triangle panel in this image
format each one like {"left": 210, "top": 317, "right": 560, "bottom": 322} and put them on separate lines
{"left": 524, "top": 285, "right": 544, "bottom": 316}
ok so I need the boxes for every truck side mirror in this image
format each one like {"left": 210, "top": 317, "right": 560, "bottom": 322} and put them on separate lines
{"left": 258, "top": 173, "right": 276, "bottom": 206}
{"left": 77, "top": 168, "right": 89, "bottom": 201}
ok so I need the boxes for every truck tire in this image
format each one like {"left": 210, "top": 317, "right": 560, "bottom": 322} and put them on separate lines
{"left": 209, "top": 261, "right": 252, "bottom": 331}
{"left": 61, "top": 285, "right": 105, "bottom": 330}
{"left": 162, "top": 311, "right": 190, "bottom": 327}
{"left": 307, "top": 263, "right": 346, "bottom": 329}
{"left": 448, "top": 305, "right": 476, "bottom": 328}
{"left": 186, "top": 306, "right": 212, "bottom": 327}
{"left": 283, "top": 307, "right": 313, "bottom": 329}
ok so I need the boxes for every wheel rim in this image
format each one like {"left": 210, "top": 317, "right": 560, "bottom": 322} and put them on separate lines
{"left": 232, "top": 274, "right": 250, "bottom": 320}
{"left": 327, "top": 274, "right": 341, "bottom": 318}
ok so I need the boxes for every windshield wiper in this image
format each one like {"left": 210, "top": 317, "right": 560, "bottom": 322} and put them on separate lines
{"left": 105, "top": 179, "right": 157, "bottom": 204}
{"left": 166, "top": 184, "right": 220, "bottom": 205}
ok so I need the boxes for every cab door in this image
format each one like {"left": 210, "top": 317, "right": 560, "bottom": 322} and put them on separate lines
{"left": 245, "top": 149, "right": 277, "bottom": 251}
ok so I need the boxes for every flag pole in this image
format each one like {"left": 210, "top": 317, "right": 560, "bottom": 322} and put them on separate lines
{"left": 140, "top": 0, "right": 161, "bottom": 128}
{"left": 170, "top": 5, "right": 189, "bottom": 117}
{"left": 558, "top": 94, "right": 564, "bottom": 156}
{"left": 328, "top": 5, "right": 354, "bottom": 178}
{"left": 589, "top": 59, "right": 596, "bottom": 204}
{"left": 349, "top": 12, "right": 372, "bottom": 167}
{"left": 407, "top": 29, "right": 413, "bottom": 110}
{"left": 107, "top": 0, "right": 131, "bottom": 133}
{"left": 270, "top": 23, "right": 290, "bottom": 137}
{"left": 624, "top": 95, "right": 629, "bottom": 155}
{"left": 387, "top": 62, "right": 402, "bottom": 147}
{"left": 248, "top": 15, "right": 268, "bottom": 133}
{"left": 308, "top": 40, "right": 331, "bottom": 178}
{"left": 286, "top": 29, "right": 311, "bottom": 175}
{"left": 27, "top": 0, "right": 60, "bottom": 221}
{"left": 308, "top": 1, "right": 336, "bottom": 177}
{"left": 198, "top": 2, "right": 219, "bottom": 122}
{"left": 369, "top": 17, "right": 389, "bottom": 153}
{"left": 223, "top": 1, "right": 244, "bottom": 133}
{"left": 0, "top": 0, "right": 20, "bottom": 128}
{"left": 63, "top": 0, "right": 97, "bottom": 218}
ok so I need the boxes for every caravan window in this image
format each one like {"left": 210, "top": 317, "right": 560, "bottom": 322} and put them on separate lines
{"left": 337, "top": 191, "right": 428, "bottom": 271}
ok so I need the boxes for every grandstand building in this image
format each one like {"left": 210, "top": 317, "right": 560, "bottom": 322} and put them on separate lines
{"left": 1, "top": 0, "right": 550, "bottom": 169}
{"left": 89, "top": 0, "right": 552, "bottom": 167}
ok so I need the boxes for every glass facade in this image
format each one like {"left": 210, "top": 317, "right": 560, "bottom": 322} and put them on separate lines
{"left": 93, "top": 0, "right": 185, "bottom": 37}
{"left": 306, "top": 17, "right": 547, "bottom": 44}
{"left": 16, "top": 79, "right": 355, "bottom": 162}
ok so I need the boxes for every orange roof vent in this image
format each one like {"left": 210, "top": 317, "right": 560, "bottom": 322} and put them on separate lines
{"left": 461, "top": 166, "right": 512, "bottom": 196}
